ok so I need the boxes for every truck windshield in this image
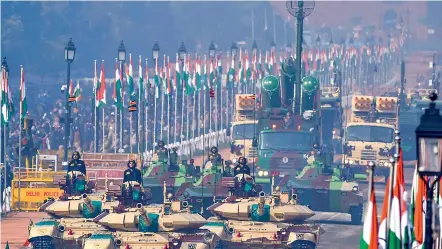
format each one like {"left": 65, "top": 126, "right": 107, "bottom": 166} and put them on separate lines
{"left": 259, "top": 132, "right": 312, "bottom": 150}
{"left": 233, "top": 124, "right": 257, "bottom": 140}
{"left": 347, "top": 125, "right": 394, "bottom": 143}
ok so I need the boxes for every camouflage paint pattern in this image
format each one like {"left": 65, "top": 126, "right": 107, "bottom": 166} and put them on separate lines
{"left": 276, "top": 160, "right": 363, "bottom": 221}
{"left": 142, "top": 161, "right": 195, "bottom": 201}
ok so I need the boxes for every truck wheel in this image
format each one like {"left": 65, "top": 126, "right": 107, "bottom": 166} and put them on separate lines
{"left": 350, "top": 206, "right": 363, "bottom": 225}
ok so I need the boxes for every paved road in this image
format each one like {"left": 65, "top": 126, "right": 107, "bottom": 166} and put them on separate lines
{"left": 314, "top": 166, "right": 414, "bottom": 249}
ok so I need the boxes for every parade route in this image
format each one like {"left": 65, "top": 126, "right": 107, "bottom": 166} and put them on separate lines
{"left": 1, "top": 212, "right": 48, "bottom": 249}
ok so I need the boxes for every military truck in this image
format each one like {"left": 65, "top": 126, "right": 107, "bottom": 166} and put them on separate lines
{"left": 229, "top": 94, "right": 259, "bottom": 165}
{"left": 343, "top": 95, "right": 398, "bottom": 181}
{"left": 254, "top": 59, "right": 323, "bottom": 191}
{"left": 399, "top": 88, "right": 442, "bottom": 161}
{"left": 320, "top": 86, "right": 343, "bottom": 153}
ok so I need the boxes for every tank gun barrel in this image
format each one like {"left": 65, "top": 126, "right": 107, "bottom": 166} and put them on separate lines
{"left": 82, "top": 194, "right": 94, "bottom": 214}
{"left": 136, "top": 203, "right": 152, "bottom": 227}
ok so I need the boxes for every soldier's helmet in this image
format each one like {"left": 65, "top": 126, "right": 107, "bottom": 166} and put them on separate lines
{"left": 190, "top": 159, "right": 195, "bottom": 164}
{"left": 172, "top": 147, "right": 178, "bottom": 152}
{"left": 238, "top": 157, "right": 247, "bottom": 165}
{"left": 72, "top": 151, "right": 81, "bottom": 159}
{"left": 158, "top": 140, "right": 165, "bottom": 147}
{"left": 127, "top": 160, "right": 137, "bottom": 168}
{"left": 210, "top": 146, "right": 218, "bottom": 154}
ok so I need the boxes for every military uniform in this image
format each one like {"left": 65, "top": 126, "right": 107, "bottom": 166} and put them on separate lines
{"left": 67, "top": 153, "right": 86, "bottom": 175}
{"left": 157, "top": 141, "right": 169, "bottom": 162}
{"left": 123, "top": 167, "right": 142, "bottom": 184}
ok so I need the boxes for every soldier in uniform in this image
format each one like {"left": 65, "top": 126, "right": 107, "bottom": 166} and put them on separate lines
{"left": 123, "top": 160, "right": 142, "bottom": 184}
{"left": 67, "top": 151, "right": 86, "bottom": 175}
{"left": 122, "top": 160, "right": 144, "bottom": 206}
{"left": 169, "top": 147, "right": 179, "bottom": 171}
{"left": 185, "top": 159, "right": 195, "bottom": 177}
{"left": 208, "top": 146, "right": 222, "bottom": 172}
{"left": 156, "top": 140, "right": 169, "bottom": 162}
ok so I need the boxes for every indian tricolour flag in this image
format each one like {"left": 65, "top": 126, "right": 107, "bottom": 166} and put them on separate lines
{"left": 113, "top": 59, "right": 123, "bottom": 109}
{"left": 138, "top": 55, "right": 144, "bottom": 102}
{"left": 410, "top": 167, "right": 426, "bottom": 248}
{"left": 20, "top": 66, "right": 27, "bottom": 120}
{"left": 126, "top": 54, "right": 135, "bottom": 100}
{"left": 378, "top": 178, "right": 390, "bottom": 249}
{"left": 96, "top": 60, "right": 106, "bottom": 107}
{"left": 68, "top": 79, "right": 81, "bottom": 102}
{"left": 359, "top": 181, "right": 378, "bottom": 249}
{"left": 388, "top": 149, "right": 405, "bottom": 249}
{"left": 174, "top": 54, "right": 180, "bottom": 91}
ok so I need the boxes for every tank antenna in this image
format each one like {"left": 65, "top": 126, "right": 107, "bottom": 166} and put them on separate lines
{"left": 163, "top": 181, "right": 167, "bottom": 203}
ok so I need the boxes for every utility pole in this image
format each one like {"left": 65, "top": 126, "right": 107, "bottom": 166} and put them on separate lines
{"left": 286, "top": 0, "right": 315, "bottom": 115}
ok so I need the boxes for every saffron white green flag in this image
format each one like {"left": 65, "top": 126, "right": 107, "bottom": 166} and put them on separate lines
{"left": 359, "top": 183, "right": 378, "bottom": 249}
{"left": 20, "top": 66, "right": 27, "bottom": 120}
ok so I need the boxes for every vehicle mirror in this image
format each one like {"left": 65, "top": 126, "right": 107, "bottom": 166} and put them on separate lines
{"left": 252, "top": 137, "right": 258, "bottom": 148}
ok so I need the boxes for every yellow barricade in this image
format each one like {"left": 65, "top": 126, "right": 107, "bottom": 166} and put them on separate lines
{"left": 11, "top": 171, "right": 66, "bottom": 211}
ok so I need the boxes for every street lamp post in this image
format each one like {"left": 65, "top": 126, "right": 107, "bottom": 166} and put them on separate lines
{"left": 117, "top": 40, "right": 126, "bottom": 152}
{"left": 152, "top": 41, "right": 160, "bottom": 148}
{"left": 415, "top": 92, "right": 442, "bottom": 249}
{"left": 63, "top": 38, "right": 76, "bottom": 164}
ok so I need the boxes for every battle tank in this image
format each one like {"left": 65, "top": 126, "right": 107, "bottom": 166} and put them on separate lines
{"left": 201, "top": 177, "right": 324, "bottom": 249}
{"left": 276, "top": 157, "right": 364, "bottom": 225}
{"left": 28, "top": 191, "right": 119, "bottom": 249}
{"left": 143, "top": 145, "right": 203, "bottom": 203}
{"left": 83, "top": 230, "right": 218, "bottom": 249}
{"left": 83, "top": 182, "right": 217, "bottom": 249}
{"left": 27, "top": 174, "right": 139, "bottom": 249}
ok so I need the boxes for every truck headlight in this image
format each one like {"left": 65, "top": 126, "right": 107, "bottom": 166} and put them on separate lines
{"left": 263, "top": 171, "right": 269, "bottom": 176}
{"left": 352, "top": 186, "right": 359, "bottom": 192}
{"left": 349, "top": 160, "right": 354, "bottom": 165}
{"left": 344, "top": 159, "right": 349, "bottom": 164}
{"left": 258, "top": 171, "right": 264, "bottom": 177}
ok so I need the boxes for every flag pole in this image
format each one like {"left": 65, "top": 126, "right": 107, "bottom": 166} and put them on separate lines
{"left": 153, "top": 68, "right": 157, "bottom": 149}
{"left": 119, "top": 61, "right": 124, "bottom": 152}
{"left": 94, "top": 60, "right": 98, "bottom": 152}
{"left": 167, "top": 56, "right": 171, "bottom": 146}
{"left": 145, "top": 58, "right": 149, "bottom": 154}
{"left": 174, "top": 57, "right": 178, "bottom": 145}
{"left": 17, "top": 66, "right": 23, "bottom": 211}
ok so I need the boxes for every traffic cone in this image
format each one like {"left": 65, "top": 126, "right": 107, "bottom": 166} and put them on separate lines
{"left": 5, "top": 241, "right": 9, "bottom": 249}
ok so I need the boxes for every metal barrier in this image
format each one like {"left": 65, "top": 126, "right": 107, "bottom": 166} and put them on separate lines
{"left": 11, "top": 171, "right": 66, "bottom": 211}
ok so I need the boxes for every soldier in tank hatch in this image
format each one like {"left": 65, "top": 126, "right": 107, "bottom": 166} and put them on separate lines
{"left": 123, "top": 160, "right": 142, "bottom": 184}
{"left": 67, "top": 151, "right": 86, "bottom": 175}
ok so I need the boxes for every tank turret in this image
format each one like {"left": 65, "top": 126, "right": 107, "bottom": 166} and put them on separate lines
{"left": 206, "top": 191, "right": 314, "bottom": 223}
{"left": 39, "top": 193, "right": 118, "bottom": 219}
{"left": 94, "top": 199, "right": 207, "bottom": 232}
